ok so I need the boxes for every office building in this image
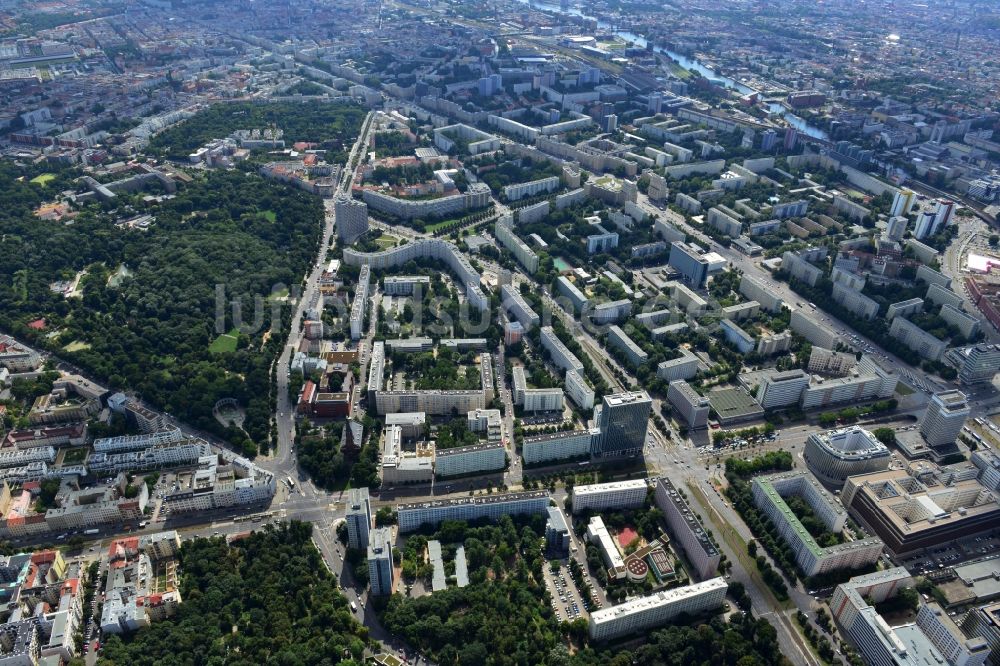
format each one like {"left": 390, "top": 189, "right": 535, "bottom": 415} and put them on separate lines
{"left": 752, "top": 471, "right": 883, "bottom": 576}
{"left": 804, "top": 427, "right": 890, "bottom": 488}
{"left": 606, "top": 325, "right": 648, "bottom": 366}
{"left": 654, "top": 477, "right": 720, "bottom": 580}
{"left": 345, "top": 487, "right": 372, "bottom": 550}
{"left": 435, "top": 443, "right": 505, "bottom": 478}
{"left": 588, "top": 579, "right": 727, "bottom": 641}
{"left": 565, "top": 370, "right": 595, "bottom": 410}
{"left": 396, "top": 491, "right": 550, "bottom": 532}
{"left": 367, "top": 528, "right": 394, "bottom": 596}
{"left": 920, "top": 391, "right": 971, "bottom": 449}
{"left": 593, "top": 391, "right": 651, "bottom": 459}
{"left": 955, "top": 344, "right": 1000, "bottom": 385}
{"left": 521, "top": 430, "right": 594, "bottom": 465}
{"left": 666, "top": 380, "right": 710, "bottom": 429}
{"left": 540, "top": 326, "right": 585, "bottom": 375}
{"left": 668, "top": 242, "right": 710, "bottom": 288}
{"left": 572, "top": 479, "right": 647, "bottom": 514}
{"left": 545, "top": 506, "right": 572, "bottom": 555}
{"left": 841, "top": 466, "right": 1000, "bottom": 554}
{"left": 757, "top": 370, "right": 810, "bottom": 409}
{"left": 334, "top": 195, "right": 369, "bottom": 244}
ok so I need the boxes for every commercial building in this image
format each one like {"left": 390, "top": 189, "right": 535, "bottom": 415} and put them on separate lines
{"left": 521, "top": 430, "right": 595, "bottom": 465}
{"left": 345, "top": 487, "right": 372, "bottom": 550}
{"left": 565, "top": 370, "right": 596, "bottom": 410}
{"left": 572, "top": 479, "right": 647, "bottom": 514}
{"left": 540, "top": 326, "right": 585, "bottom": 375}
{"left": 334, "top": 194, "right": 369, "bottom": 244}
{"left": 380, "top": 424, "right": 434, "bottom": 485}
{"left": 435, "top": 443, "right": 505, "bottom": 478}
{"left": 666, "top": 380, "right": 710, "bottom": 429}
{"left": 757, "top": 370, "right": 810, "bottom": 410}
{"left": 804, "top": 427, "right": 890, "bottom": 488}
{"left": 606, "top": 325, "right": 648, "bottom": 366}
{"left": 954, "top": 344, "right": 1000, "bottom": 385}
{"left": 367, "top": 528, "right": 394, "bottom": 596}
{"left": 159, "top": 455, "right": 275, "bottom": 516}
{"left": 668, "top": 242, "right": 710, "bottom": 288}
{"left": 841, "top": 466, "right": 1000, "bottom": 554}
{"left": 654, "top": 477, "right": 720, "bottom": 580}
{"left": 593, "top": 391, "right": 651, "bottom": 459}
{"left": 588, "top": 578, "right": 727, "bottom": 641}
{"left": 752, "top": 471, "right": 883, "bottom": 576}
{"left": 920, "top": 391, "right": 971, "bottom": 449}
{"left": 501, "top": 284, "right": 540, "bottom": 329}
{"left": 397, "top": 491, "right": 550, "bottom": 532}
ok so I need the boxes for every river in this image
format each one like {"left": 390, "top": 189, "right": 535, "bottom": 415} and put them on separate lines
{"left": 519, "top": 0, "right": 830, "bottom": 139}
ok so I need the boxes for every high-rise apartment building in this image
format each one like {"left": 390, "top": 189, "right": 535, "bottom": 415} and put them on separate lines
{"left": 345, "top": 487, "right": 371, "bottom": 550}
{"left": 367, "top": 527, "right": 394, "bottom": 596}
{"left": 334, "top": 194, "right": 370, "bottom": 244}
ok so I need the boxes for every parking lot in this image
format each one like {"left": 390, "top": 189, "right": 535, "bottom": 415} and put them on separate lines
{"left": 543, "top": 562, "right": 591, "bottom": 623}
{"left": 899, "top": 532, "right": 1000, "bottom": 575}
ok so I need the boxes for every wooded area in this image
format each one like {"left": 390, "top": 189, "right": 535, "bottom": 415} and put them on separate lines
{"left": 0, "top": 165, "right": 325, "bottom": 455}
{"left": 97, "top": 522, "right": 370, "bottom": 665}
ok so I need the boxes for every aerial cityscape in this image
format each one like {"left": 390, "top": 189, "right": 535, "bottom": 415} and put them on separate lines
{"left": 1, "top": 0, "right": 1000, "bottom": 664}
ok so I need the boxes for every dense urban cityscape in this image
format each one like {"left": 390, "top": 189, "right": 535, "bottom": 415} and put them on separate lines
{"left": 1, "top": 0, "right": 1000, "bottom": 664}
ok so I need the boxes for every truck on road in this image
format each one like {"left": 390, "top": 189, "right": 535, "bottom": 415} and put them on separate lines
{"left": 84, "top": 529, "right": 99, "bottom": 535}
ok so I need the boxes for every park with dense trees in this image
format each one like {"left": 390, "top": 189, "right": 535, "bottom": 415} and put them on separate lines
{"left": 97, "top": 522, "right": 370, "bottom": 665}
{"left": 0, "top": 164, "right": 327, "bottom": 455}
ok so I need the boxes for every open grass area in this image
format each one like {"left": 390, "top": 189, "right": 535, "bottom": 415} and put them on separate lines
{"left": 260, "top": 210, "right": 277, "bottom": 222}
{"left": 208, "top": 330, "right": 239, "bottom": 354}
{"left": 30, "top": 173, "right": 56, "bottom": 186}
{"left": 62, "top": 340, "right": 91, "bottom": 352}
{"left": 895, "top": 381, "right": 915, "bottom": 396}
{"left": 425, "top": 217, "right": 461, "bottom": 233}
{"left": 375, "top": 234, "right": 398, "bottom": 248}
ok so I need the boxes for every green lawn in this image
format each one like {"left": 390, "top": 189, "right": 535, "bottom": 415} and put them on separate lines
{"left": 208, "top": 330, "right": 239, "bottom": 354}
{"left": 260, "top": 210, "right": 277, "bottom": 222}
{"left": 63, "top": 340, "right": 91, "bottom": 352}
{"left": 895, "top": 382, "right": 915, "bottom": 396}
{"left": 425, "top": 218, "right": 460, "bottom": 233}
{"left": 30, "top": 173, "right": 56, "bottom": 186}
